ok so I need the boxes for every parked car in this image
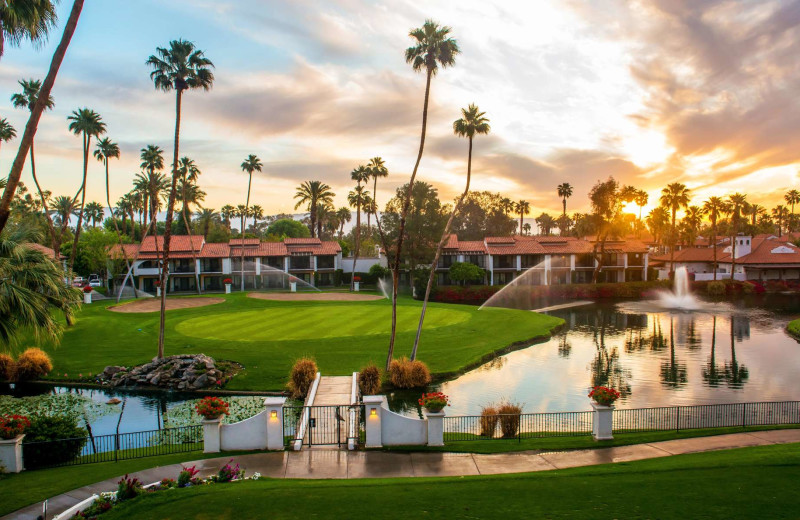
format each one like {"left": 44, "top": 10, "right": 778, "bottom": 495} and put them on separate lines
{"left": 88, "top": 274, "right": 102, "bottom": 287}
{"left": 72, "top": 277, "right": 86, "bottom": 287}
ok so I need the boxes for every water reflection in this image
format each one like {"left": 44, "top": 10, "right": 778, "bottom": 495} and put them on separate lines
{"left": 388, "top": 297, "right": 800, "bottom": 416}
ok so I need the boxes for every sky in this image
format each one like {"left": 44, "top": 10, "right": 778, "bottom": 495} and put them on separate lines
{"left": 1, "top": 0, "right": 799, "bottom": 220}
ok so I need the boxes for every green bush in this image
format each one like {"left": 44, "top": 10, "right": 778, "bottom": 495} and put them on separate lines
{"left": 368, "top": 263, "right": 389, "bottom": 280}
{"left": 287, "top": 357, "right": 318, "bottom": 400}
{"left": 788, "top": 319, "right": 800, "bottom": 338}
{"left": 448, "top": 262, "right": 485, "bottom": 285}
{"left": 358, "top": 364, "right": 382, "bottom": 396}
{"left": 22, "top": 416, "right": 87, "bottom": 468}
{"left": 707, "top": 281, "right": 725, "bottom": 295}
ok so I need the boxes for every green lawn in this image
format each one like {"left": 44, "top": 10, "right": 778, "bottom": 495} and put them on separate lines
{"left": 788, "top": 318, "right": 800, "bottom": 339}
{"left": 22, "top": 293, "right": 562, "bottom": 391}
{"left": 100, "top": 443, "right": 800, "bottom": 519}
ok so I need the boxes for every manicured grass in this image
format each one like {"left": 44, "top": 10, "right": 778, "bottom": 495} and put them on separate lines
{"left": 101, "top": 443, "right": 800, "bottom": 519}
{"left": 23, "top": 293, "right": 562, "bottom": 391}
{"left": 788, "top": 318, "right": 800, "bottom": 339}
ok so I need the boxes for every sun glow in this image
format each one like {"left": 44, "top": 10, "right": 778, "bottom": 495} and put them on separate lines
{"left": 620, "top": 129, "right": 674, "bottom": 168}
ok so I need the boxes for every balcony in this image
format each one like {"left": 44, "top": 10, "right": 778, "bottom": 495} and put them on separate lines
{"left": 493, "top": 255, "right": 516, "bottom": 269}
{"left": 317, "top": 255, "right": 335, "bottom": 269}
{"left": 201, "top": 260, "right": 222, "bottom": 273}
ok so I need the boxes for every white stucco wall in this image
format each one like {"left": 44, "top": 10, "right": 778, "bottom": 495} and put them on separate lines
{"left": 342, "top": 257, "right": 387, "bottom": 273}
{"left": 220, "top": 411, "right": 268, "bottom": 451}
{"left": 380, "top": 405, "right": 427, "bottom": 446}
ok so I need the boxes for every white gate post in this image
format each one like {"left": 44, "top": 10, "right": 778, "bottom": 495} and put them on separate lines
{"left": 363, "top": 395, "right": 385, "bottom": 448}
{"left": 591, "top": 402, "right": 614, "bottom": 441}
{"left": 424, "top": 410, "right": 445, "bottom": 446}
{"left": 264, "top": 397, "right": 287, "bottom": 450}
{"left": 202, "top": 418, "right": 222, "bottom": 453}
{"left": 0, "top": 435, "right": 25, "bottom": 473}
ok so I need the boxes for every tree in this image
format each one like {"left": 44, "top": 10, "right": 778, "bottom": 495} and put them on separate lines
{"left": 294, "top": 180, "right": 333, "bottom": 239}
{"left": 266, "top": 218, "right": 310, "bottom": 238}
{"left": 556, "top": 214, "right": 572, "bottom": 236}
{"left": 535, "top": 213, "right": 556, "bottom": 235}
{"left": 250, "top": 204, "right": 264, "bottom": 232}
{"left": 772, "top": 205, "right": 789, "bottom": 237}
{"left": 335, "top": 207, "right": 351, "bottom": 240}
{"left": 659, "top": 182, "right": 690, "bottom": 273}
{"left": 0, "top": 0, "right": 84, "bottom": 236}
{"left": 634, "top": 189, "right": 649, "bottom": 236}
{"left": 83, "top": 201, "right": 104, "bottom": 227}
{"left": 448, "top": 261, "right": 485, "bottom": 286}
{"left": 238, "top": 154, "right": 262, "bottom": 291}
{"left": 194, "top": 208, "right": 220, "bottom": 239}
{"left": 66, "top": 107, "right": 106, "bottom": 272}
{"left": 515, "top": 200, "right": 530, "bottom": 235}
{"left": 0, "top": 118, "right": 15, "bottom": 151}
{"left": 679, "top": 205, "right": 703, "bottom": 248}
{"left": 366, "top": 157, "right": 388, "bottom": 235}
{"left": 523, "top": 222, "right": 531, "bottom": 235}
{"left": 451, "top": 191, "right": 516, "bottom": 239}
{"left": 702, "top": 197, "right": 729, "bottom": 281}
{"left": 11, "top": 78, "right": 58, "bottom": 258}
{"left": 727, "top": 193, "right": 747, "bottom": 279}
{"left": 412, "top": 103, "right": 489, "bottom": 360}
{"left": 557, "top": 183, "right": 573, "bottom": 215}
{"left": 387, "top": 19, "right": 460, "bottom": 369}
{"left": 349, "top": 166, "right": 370, "bottom": 290}
{"left": 785, "top": 189, "right": 800, "bottom": 232}
{"left": 589, "top": 177, "right": 624, "bottom": 282}
{"left": 0, "top": 0, "right": 57, "bottom": 58}
{"left": 147, "top": 38, "right": 214, "bottom": 359}
{"left": 220, "top": 204, "right": 235, "bottom": 230}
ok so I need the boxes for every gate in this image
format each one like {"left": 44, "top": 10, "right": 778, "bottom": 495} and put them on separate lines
{"left": 283, "top": 404, "right": 363, "bottom": 448}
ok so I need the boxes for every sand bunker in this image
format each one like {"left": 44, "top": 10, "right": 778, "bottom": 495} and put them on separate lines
{"left": 247, "top": 292, "right": 384, "bottom": 302}
{"left": 108, "top": 297, "right": 225, "bottom": 313}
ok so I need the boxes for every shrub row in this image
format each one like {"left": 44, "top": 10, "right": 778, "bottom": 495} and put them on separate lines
{"left": 0, "top": 348, "right": 52, "bottom": 382}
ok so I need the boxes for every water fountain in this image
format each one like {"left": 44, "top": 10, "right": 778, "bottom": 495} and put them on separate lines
{"left": 657, "top": 266, "right": 701, "bottom": 310}
{"left": 258, "top": 264, "right": 321, "bottom": 291}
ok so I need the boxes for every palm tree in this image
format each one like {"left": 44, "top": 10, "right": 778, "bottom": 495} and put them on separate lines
{"left": 0, "top": 118, "right": 15, "bottom": 154}
{"left": 366, "top": 157, "right": 388, "bottom": 234}
{"left": 785, "top": 189, "right": 800, "bottom": 232}
{"left": 557, "top": 183, "right": 573, "bottom": 215}
{"left": 659, "top": 182, "right": 691, "bottom": 273}
{"left": 634, "top": 189, "right": 649, "bottom": 236}
{"left": 412, "top": 103, "right": 489, "bottom": 360}
{"left": 250, "top": 204, "right": 264, "bottom": 232}
{"left": 220, "top": 204, "right": 235, "bottom": 230}
{"left": 176, "top": 157, "right": 201, "bottom": 231}
{"left": 515, "top": 200, "right": 530, "bottom": 235}
{"left": 238, "top": 154, "right": 262, "bottom": 292}
{"left": 116, "top": 194, "right": 135, "bottom": 237}
{"left": 83, "top": 201, "right": 104, "bottom": 227}
{"left": 0, "top": 0, "right": 84, "bottom": 235}
{"left": 702, "top": 197, "right": 729, "bottom": 281}
{"left": 500, "top": 197, "right": 514, "bottom": 217}
{"left": 293, "top": 180, "right": 334, "bottom": 239}
{"left": 147, "top": 38, "right": 214, "bottom": 359}
{"left": 0, "top": 0, "right": 57, "bottom": 58}
{"left": 11, "top": 78, "right": 59, "bottom": 257}
{"left": 348, "top": 166, "right": 370, "bottom": 290}
{"left": 772, "top": 205, "right": 789, "bottom": 237}
{"left": 535, "top": 213, "right": 556, "bottom": 235}
{"left": 194, "top": 208, "right": 220, "bottom": 239}
{"left": 335, "top": 207, "right": 351, "bottom": 240}
{"left": 747, "top": 203, "right": 765, "bottom": 228}
{"left": 67, "top": 107, "right": 105, "bottom": 272}
{"left": 315, "top": 200, "right": 335, "bottom": 239}
{"left": 680, "top": 205, "right": 703, "bottom": 247}
{"left": 727, "top": 193, "right": 747, "bottom": 279}
{"left": 386, "top": 20, "right": 460, "bottom": 369}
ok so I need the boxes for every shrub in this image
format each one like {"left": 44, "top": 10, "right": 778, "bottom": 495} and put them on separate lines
{"left": 78, "top": 494, "right": 114, "bottom": 516}
{"left": 0, "top": 414, "right": 30, "bottom": 439}
{"left": 195, "top": 397, "right": 229, "bottom": 419}
{"left": 358, "top": 364, "right": 381, "bottom": 395}
{"left": 707, "top": 281, "right": 725, "bottom": 295}
{"left": 479, "top": 405, "right": 499, "bottom": 437}
{"left": 388, "top": 357, "right": 431, "bottom": 388}
{"left": 212, "top": 459, "right": 244, "bottom": 483}
{"left": 368, "top": 263, "right": 389, "bottom": 280}
{"left": 14, "top": 348, "right": 52, "bottom": 381}
{"left": 497, "top": 402, "right": 522, "bottom": 438}
{"left": 116, "top": 474, "right": 143, "bottom": 501}
{"left": 287, "top": 357, "right": 318, "bottom": 399}
{"left": 0, "top": 353, "right": 15, "bottom": 381}
{"left": 22, "top": 416, "right": 87, "bottom": 468}
{"left": 177, "top": 465, "right": 200, "bottom": 487}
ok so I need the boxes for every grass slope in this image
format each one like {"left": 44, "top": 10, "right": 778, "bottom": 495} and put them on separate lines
{"left": 20, "top": 293, "right": 562, "bottom": 391}
{"left": 101, "top": 443, "right": 800, "bottom": 520}
{"left": 788, "top": 318, "right": 800, "bottom": 339}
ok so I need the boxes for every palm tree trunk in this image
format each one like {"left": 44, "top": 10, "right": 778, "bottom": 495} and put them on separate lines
{"left": 310, "top": 198, "right": 317, "bottom": 238}
{"left": 388, "top": 68, "right": 432, "bottom": 370}
{"left": 180, "top": 177, "right": 201, "bottom": 295}
{"left": 69, "top": 132, "right": 90, "bottom": 272}
{"left": 351, "top": 200, "right": 361, "bottom": 290}
{"left": 519, "top": 212, "right": 523, "bottom": 235}
{"left": 712, "top": 218, "right": 717, "bottom": 281}
{"left": 105, "top": 159, "right": 138, "bottom": 297}
{"left": 412, "top": 135, "right": 473, "bottom": 360}
{"left": 157, "top": 88, "right": 183, "bottom": 360}
{"left": 0, "top": 0, "right": 84, "bottom": 235}
{"left": 669, "top": 210, "right": 676, "bottom": 274}
{"left": 730, "top": 217, "right": 737, "bottom": 281}
{"left": 562, "top": 198, "right": 566, "bottom": 216}
{"left": 241, "top": 173, "right": 252, "bottom": 293}
{"left": 28, "top": 141, "right": 60, "bottom": 260}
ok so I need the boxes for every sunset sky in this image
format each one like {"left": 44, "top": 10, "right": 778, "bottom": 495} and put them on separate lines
{"left": 2, "top": 0, "right": 799, "bottom": 219}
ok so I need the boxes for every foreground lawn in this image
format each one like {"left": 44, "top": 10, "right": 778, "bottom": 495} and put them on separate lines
{"left": 25, "top": 293, "right": 562, "bottom": 391}
{"left": 102, "top": 443, "right": 800, "bottom": 519}
{"left": 788, "top": 318, "right": 800, "bottom": 339}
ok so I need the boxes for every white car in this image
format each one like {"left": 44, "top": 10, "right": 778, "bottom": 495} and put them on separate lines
{"left": 88, "top": 274, "right": 102, "bottom": 287}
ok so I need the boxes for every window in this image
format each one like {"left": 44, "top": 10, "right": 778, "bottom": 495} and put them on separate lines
{"left": 291, "top": 256, "right": 311, "bottom": 270}
{"left": 465, "top": 255, "right": 485, "bottom": 268}
{"left": 493, "top": 255, "right": 516, "bottom": 269}
{"left": 521, "top": 255, "right": 544, "bottom": 268}
{"left": 438, "top": 255, "right": 455, "bottom": 268}
{"left": 317, "top": 255, "right": 335, "bottom": 269}
{"left": 262, "top": 256, "right": 283, "bottom": 269}
{"left": 550, "top": 255, "right": 569, "bottom": 268}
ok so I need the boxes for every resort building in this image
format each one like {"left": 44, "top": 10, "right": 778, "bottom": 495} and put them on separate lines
{"left": 434, "top": 235, "right": 650, "bottom": 286}
{"left": 109, "top": 236, "right": 342, "bottom": 293}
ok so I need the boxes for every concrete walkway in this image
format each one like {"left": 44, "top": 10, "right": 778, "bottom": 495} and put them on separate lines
{"left": 305, "top": 376, "right": 352, "bottom": 448}
{"left": 3, "top": 429, "right": 799, "bottom": 520}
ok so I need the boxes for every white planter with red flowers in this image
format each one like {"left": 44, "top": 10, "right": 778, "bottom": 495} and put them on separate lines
{"left": 223, "top": 278, "right": 232, "bottom": 294}
{"left": 588, "top": 386, "right": 620, "bottom": 441}
{"left": 289, "top": 277, "right": 297, "bottom": 292}
{"left": 0, "top": 415, "right": 30, "bottom": 473}
{"left": 353, "top": 276, "right": 361, "bottom": 292}
{"left": 197, "top": 397, "right": 229, "bottom": 453}
{"left": 82, "top": 286, "right": 93, "bottom": 304}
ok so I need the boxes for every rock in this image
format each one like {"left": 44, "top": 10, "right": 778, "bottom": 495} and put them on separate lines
{"left": 102, "top": 366, "right": 125, "bottom": 378}
{"left": 97, "top": 354, "right": 232, "bottom": 391}
{"left": 106, "top": 398, "right": 122, "bottom": 405}
{"left": 192, "top": 373, "right": 209, "bottom": 388}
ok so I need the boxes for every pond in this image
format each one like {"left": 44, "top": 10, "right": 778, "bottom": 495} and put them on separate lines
{"left": 388, "top": 295, "right": 800, "bottom": 416}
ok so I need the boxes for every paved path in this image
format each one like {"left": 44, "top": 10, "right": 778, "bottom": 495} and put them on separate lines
{"left": 303, "top": 375, "right": 353, "bottom": 448}
{"left": 3, "top": 429, "right": 799, "bottom": 520}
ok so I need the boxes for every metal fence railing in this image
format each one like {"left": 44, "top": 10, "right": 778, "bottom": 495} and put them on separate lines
{"left": 444, "top": 411, "right": 593, "bottom": 442}
{"left": 283, "top": 405, "right": 362, "bottom": 448}
{"left": 23, "top": 425, "right": 203, "bottom": 469}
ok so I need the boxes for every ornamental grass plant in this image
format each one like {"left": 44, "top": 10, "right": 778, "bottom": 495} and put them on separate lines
{"left": 14, "top": 348, "right": 52, "bottom": 381}
{"left": 479, "top": 405, "right": 499, "bottom": 437}
{"left": 287, "top": 357, "right": 318, "bottom": 399}
{"left": 388, "top": 357, "right": 431, "bottom": 388}
{"left": 497, "top": 402, "right": 522, "bottom": 438}
{"left": 0, "top": 353, "right": 15, "bottom": 381}
{"left": 358, "top": 363, "right": 381, "bottom": 395}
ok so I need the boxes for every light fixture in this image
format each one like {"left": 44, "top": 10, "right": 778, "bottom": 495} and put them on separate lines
{"left": 270, "top": 410, "right": 278, "bottom": 419}
{"left": 370, "top": 408, "right": 377, "bottom": 417}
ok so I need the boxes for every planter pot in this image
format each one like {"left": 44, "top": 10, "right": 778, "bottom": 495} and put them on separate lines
{"left": 354, "top": 282, "right": 360, "bottom": 292}
{"left": 424, "top": 407, "right": 444, "bottom": 414}
{"left": 156, "top": 287, "right": 161, "bottom": 297}
{"left": 225, "top": 284, "right": 231, "bottom": 294}
{"left": 202, "top": 415, "right": 221, "bottom": 421}
{"left": 290, "top": 282, "right": 297, "bottom": 293}
{"left": 0, "top": 434, "right": 25, "bottom": 473}
{"left": 83, "top": 292, "right": 92, "bottom": 304}
{"left": 591, "top": 401, "right": 614, "bottom": 441}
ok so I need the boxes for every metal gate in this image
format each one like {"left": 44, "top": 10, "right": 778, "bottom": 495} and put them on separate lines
{"left": 283, "top": 404, "right": 363, "bottom": 448}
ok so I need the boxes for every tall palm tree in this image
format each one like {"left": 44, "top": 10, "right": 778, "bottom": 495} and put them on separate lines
{"left": 238, "top": 154, "right": 262, "bottom": 292}
{"left": 220, "top": 204, "right": 235, "bottom": 230}
{"left": 412, "top": 103, "right": 489, "bottom": 360}
{"left": 515, "top": 200, "right": 530, "bottom": 235}
{"left": 83, "top": 201, "right": 104, "bottom": 227}
{"left": 0, "top": 0, "right": 57, "bottom": 58}
{"left": 335, "top": 207, "right": 351, "bottom": 240}
{"left": 366, "top": 157, "right": 388, "bottom": 235}
{"left": 634, "top": 190, "right": 648, "bottom": 236}
{"left": 175, "top": 156, "right": 203, "bottom": 293}
{"left": 11, "top": 78, "right": 59, "bottom": 257}
{"left": 139, "top": 145, "right": 164, "bottom": 232}
{"left": 500, "top": 197, "right": 513, "bottom": 217}
{"left": 785, "top": 189, "right": 800, "bottom": 232}
{"left": 67, "top": 107, "right": 105, "bottom": 272}
{"left": 659, "top": 182, "right": 691, "bottom": 273}
{"left": 727, "top": 193, "right": 747, "bottom": 279}
{"left": 702, "top": 197, "right": 728, "bottom": 281}
{"left": 349, "top": 166, "right": 370, "bottom": 290}
{"left": 386, "top": 20, "right": 460, "bottom": 369}
{"left": 116, "top": 194, "right": 135, "bottom": 236}
{"left": 315, "top": 200, "right": 335, "bottom": 239}
{"left": 680, "top": 205, "right": 703, "bottom": 247}
{"left": 195, "top": 207, "right": 220, "bottom": 239}
{"left": 0, "top": 0, "right": 84, "bottom": 235}
{"left": 747, "top": 203, "right": 765, "bottom": 228}
{"left": 557, "top": 183, "right": 573, "bottom": 216}
{"left": 0, "top": 118, "right": 15, "bottom": 153}
{"left": 250, "top": 204, "right": 264, "bottom": 232}
{"left": 772, "top": 205, "right": 789, "bottom": 237}
{"left": 147, "top": 38, "right": 214, "bottom": 359}
{"left": 293, "top": 180, "right": 334, "bottom": 239}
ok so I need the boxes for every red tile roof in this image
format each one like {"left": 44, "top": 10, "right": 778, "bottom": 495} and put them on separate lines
{"left": 230, "top": 242, "right": 288, "bottom": 257}
{"left": 229, "top": 238, "right": 260, "bottom": 246}
{"left": 651, "top": 248, "right": 728, "bottom": 263}
{"left": 285, "top": 238, "right": 322, "bottom": 245}
{"left": 109, "top": 243, "right": 141, "bottom": 259}
{"left": 140, "top": 235, "right": 204, "bottom": 253}
{"left": 25, "top": 242, "right": 63, "bottom": 259}
{"left": 456, "top": 241, "right": 487, "bottom": 253}
{"left": 443, "top": 234, "right": 459, "bottom": 249}
{"left": 737, "top": 237, "right": 800, "bottom": 265}
{"left": 200, "top": 242, "right": 230, "bottom": 258}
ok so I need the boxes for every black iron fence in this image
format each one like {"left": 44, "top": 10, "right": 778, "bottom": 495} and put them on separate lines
{"left": 444, "top": 401, "right": 800, "bottom": 442}
{"left": 283, "top": 405, "right": 362, "bottom": 448}
{"left": 23, "top": 425, "right": 203, "bottom": 469}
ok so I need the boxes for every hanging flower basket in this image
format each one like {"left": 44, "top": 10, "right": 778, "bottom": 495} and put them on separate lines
{"left": 588, "top": 386, "right": 620, "bottom": 407}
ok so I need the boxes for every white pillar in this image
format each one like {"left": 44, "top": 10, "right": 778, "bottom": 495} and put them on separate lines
{"left": 488, "top": 255, "right": 494, "bottom": 285}
{"left": 644, "top": 254, "right": 649, "bottom": 281}
{"left": 0, "top": 435, "right": 24, "bottom": 473}
{"left": 544, "top": 255, "right": 552, "bottom": 286}
{"left": 83, "top": 292, "right": 92, "bottom": 304}
{"left": 264, "top": 397, "right": 287, "bottom": 451}
{"left": 516, "top": 255, "right": 521, "bottom": 272}
{"left": 424, "top": 410, "right": 445, "bottom": 446}
{"left": 363, "top": 395, "right": 385, "bottom": 448}
{"left": 591, "top": 402, "right": 614, "bottom": 441}
{"left": 202, "top": 418, "right": 222, "bottom": 453}
{"left": 255, "top": 257, "right": 261, "bottom": 275}
{"left": 284, "top": 257, "right": 290, "bottom": 273}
